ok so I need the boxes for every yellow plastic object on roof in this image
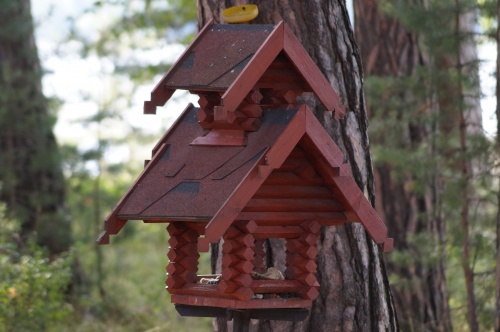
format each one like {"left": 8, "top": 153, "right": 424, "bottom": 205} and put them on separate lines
{"left": 222, "top": 4, "right": 259, "bottom": 23}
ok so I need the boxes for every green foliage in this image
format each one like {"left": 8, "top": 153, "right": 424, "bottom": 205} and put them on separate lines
{"left": 477, "top": 0, "right": 498, "bottom": 40}
{"left": 366, "top": 0, "right": 497, "bottom": 330}
{"left": 49, "top": 143, "right": 212, "bottom": 331}
{"left": 1, "top": 0, "right": 210, "bottom": 330}
{"left": 70, "top": 0, "right": 197, "bottom": 84}
{"left": 0, "top": 203, "right": 73, "bottom": 332}
{"left": 63, "top": 221, "right": 212, "bottom": 331}
{"left": 380, "top": 0, "right": 478, "bottom": 56}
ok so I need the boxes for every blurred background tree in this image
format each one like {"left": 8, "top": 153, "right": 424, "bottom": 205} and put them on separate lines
{"left": 0, "top": 0, "right": 71, "bottom": 256}
{"left": 356, "top": 0, "right": 497, "bottom": 330}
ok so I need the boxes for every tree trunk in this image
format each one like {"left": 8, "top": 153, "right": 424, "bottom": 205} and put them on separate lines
{"left": 352, "top": 1, "right": 452, "bottom": 331}
{"left": 0, "top": 0, "right": 71, "bottom": 255}
{"left": 494, "top": 0, "right": 500, "bottom": 330}
{"left": 197, "top": 1, "right": 398, "bottom": 331}
{"left": 454, "top": 2, "right": 479, "bottom": 330}
{"left": 355, "top": 0, "right": 484, "bottom": 330}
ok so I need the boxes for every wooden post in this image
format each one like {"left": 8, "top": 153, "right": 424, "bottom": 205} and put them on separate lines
{"left": 232, "top": 310, "right": 250, "bottom": 332}
{"left": 166, "top": 223, "right": 200, "bottom": 291}
{"left": 218, "top": 221, "right": 256, "bottom": 300}
{"left": 285, "top": 221, "right": 320, "bottom": 300}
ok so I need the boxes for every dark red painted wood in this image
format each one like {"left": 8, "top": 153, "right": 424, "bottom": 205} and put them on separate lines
{"left": 250, "top": 280, "right": 302, "bottom": 293}
{"left": 237, "top": 211, "right": 347, "bottom": 222}
{"left": 243, "top": 198, "right": 344, "bottom": 212}
{"left": 100, "top": 20, "right": 393, "bottom": 315}
{"left": 253, "top": 185, "right": 332, "bottom": 199}
{"left": 220, "top": 22, "right": 284, "bottom": 115}
{"left": 171, "top": 294, "right": 312, "bottom": 309}
{"left": 143, "top": 21, "right": 345, "bottom": 118}
{"left": 198, "top": 107, "right": 307, "bottom": 251}
{"left": 283, "top": 24, "right": 345, "bottom": 118}
{"left": 144, "top": 20, "right": 214, "bottom": 114}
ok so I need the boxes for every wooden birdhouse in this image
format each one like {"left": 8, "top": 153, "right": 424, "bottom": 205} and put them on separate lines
{"left": 98, "top": 20, "right": 392, "bottom": 321}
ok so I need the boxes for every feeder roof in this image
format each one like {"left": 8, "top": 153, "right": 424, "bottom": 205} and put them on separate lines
{"left": 144, "top": 21, "right": 346, "bottom": 119}
{"left": 98, "top": 105, "right": 392, "bottom": 253}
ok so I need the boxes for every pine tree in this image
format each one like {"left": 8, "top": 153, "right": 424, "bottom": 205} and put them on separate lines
{"left": 353, "top": 1, "right": 452, "bottom": 329}
{"left": 0, "top": 0, "right": 71, "bottom": 255}
{"left": 355, "top": 0, "right": 488, "bottom": 330}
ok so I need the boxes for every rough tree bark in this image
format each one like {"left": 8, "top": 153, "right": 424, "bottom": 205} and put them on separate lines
{"left": 0, "top": 0, "right": 72, "bottom": 255}
{"left": 495, "top": 1, "right": 500, "bottom": 330}
{"left": 197, "top": 1, "right": 398, "bottom": 331}
{"left": 353, "top": 1, "right": 452, "bottom": 330}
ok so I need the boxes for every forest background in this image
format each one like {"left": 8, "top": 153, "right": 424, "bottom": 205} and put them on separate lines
{"left": 0, "top": 0, "right": 499, "bottom": 331}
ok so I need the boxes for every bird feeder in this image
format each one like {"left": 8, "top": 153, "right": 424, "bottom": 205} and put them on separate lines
{"left": 98, "top": 20, "right": 392, "bottom": 322}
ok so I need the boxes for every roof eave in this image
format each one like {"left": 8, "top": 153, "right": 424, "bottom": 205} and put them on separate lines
{"left": 282, "top": 24, "right": 346, "bottom": 119}
{"left": 97, "top": 104, "right": 196, "bottom": 245}
{"left": 143, "top": 19, "right": 215, "bottom": 115}
{"left": 303, "top": 109, "right": 392, "bottom": 251}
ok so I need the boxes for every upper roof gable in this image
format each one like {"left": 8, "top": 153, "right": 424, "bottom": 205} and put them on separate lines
{"left": 144, "top": 21, "right": 346, "bottom": 119}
